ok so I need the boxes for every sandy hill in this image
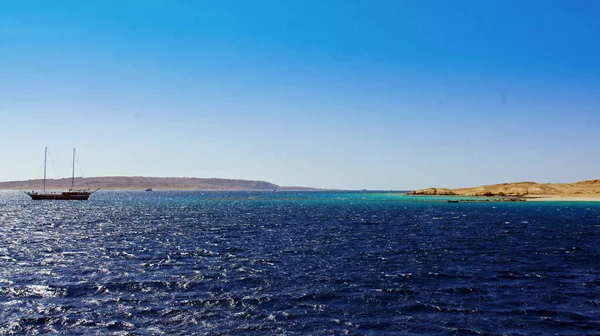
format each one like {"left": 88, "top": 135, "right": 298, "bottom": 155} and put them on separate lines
{"left": 0, "top": 176, "right": 285, "bottom": 191}
{"left": 407, "top": 180, "right": 600, "bottom": 197}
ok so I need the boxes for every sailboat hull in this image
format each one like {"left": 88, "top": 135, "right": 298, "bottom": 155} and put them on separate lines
{"left": 26, "top": 192, "right": 91, "bottom": 200}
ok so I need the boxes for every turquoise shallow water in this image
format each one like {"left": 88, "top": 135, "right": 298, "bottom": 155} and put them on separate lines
{"left": 1, "top": 190, "right": 599, "bottom": 335}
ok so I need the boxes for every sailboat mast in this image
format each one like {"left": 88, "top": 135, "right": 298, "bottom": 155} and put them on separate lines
{"left": 71, "top": 148, "right": 75, "bottom": 190}
{"left": 43, "top": 146, "right": 47, "bottom": 192}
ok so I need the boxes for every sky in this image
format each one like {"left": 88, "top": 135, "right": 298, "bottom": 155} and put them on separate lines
{"left": 1, "top": 0, "right": 599, "bottom": 190}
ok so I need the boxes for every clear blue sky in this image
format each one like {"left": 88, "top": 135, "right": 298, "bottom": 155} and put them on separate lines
{"left": 1, "top": 0, "right": 599, "bottom": 189}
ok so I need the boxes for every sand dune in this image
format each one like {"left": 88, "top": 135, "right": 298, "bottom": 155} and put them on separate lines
{"left": 407, "top": 180, "right": 600, "bottom": 200}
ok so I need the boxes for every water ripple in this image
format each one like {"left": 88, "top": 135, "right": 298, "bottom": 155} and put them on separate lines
{"left": 0, "top": 191, "right": 599, "bottom": 334}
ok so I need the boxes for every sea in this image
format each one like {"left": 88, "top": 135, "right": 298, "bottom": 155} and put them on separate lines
{"left": 0, "top": 190, "right": 599, "bottom": 335}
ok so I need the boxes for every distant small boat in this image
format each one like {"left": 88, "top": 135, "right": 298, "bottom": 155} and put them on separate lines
{"left": 26, "top": 147, "right": 99, "bottom": 200}
{"left": 447, "top": 200, "right": 459, "bottom": 203}
{"left": 145, "top": 188, "right": 153, "bottom": 192}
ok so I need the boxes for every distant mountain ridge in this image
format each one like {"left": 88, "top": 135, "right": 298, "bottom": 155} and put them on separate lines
{"left": 0, "top": 176, "right": 302, "bottom": 190}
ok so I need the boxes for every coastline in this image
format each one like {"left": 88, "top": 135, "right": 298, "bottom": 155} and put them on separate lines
{"left": 406, "top": 179, "right": 600, "bottom": 202}
{"left": 524, "top": 195, "right": 600, "bottom": 202}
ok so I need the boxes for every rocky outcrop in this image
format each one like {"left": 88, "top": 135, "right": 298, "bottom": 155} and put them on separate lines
{"left": 575, "top": 179, "right": 600, "bottom": 185}
{"left": 454, "top": 182, "right": 562, "bottom": 197}
{"left": 406, "top": 188, "right": 456, "bottom": 195}
{"left": 408, "top": 180, "right": 600, "bottom": 197}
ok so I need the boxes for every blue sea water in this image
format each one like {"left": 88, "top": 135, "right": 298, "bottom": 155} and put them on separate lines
{"left": 1, "top": 191, "right": 599, "bottom": 335}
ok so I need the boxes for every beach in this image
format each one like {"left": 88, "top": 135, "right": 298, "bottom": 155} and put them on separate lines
{"left": 524, "top": 195, "right": 600, "bottom": 202}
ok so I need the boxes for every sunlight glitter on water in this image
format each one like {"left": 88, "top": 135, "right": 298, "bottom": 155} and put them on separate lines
{"left": 0, "top": 191, "right": 599, "bottom": 335}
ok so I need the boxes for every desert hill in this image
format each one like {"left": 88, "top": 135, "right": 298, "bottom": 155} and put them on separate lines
{"left": 407, "top": 180, "right": 600, "bottom": 197}
{"left": 0, "top": 176, "right": 290, "bottom": 190}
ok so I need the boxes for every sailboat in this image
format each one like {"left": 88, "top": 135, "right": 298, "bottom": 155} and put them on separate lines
{"left": 26, "top": 147, "right": 99, "bottom": 200}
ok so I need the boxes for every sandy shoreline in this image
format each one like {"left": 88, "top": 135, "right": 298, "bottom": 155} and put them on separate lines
{"left": 524, "top": 196, "right": 600, "bottom": 202}
{"left": 407, "top": 179, "right": 600, "bottom": 201}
